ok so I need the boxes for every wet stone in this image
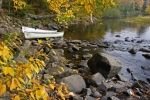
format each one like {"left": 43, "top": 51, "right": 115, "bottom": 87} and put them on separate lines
{"left": 78, "top": 60, "right": 88, "bottom": 68}
{"left": 82, "top": 54, "right": 93, "bottom": 60}
{"left": 85, "top": 96, "right": 96, "bottom": 100}
{"left": 97, "top": 83, "right": 107, "bottom": 94}
{"left": 62, "top": 75, "right": 86, "bottom": 93}
{"left": 66, "top": 63, "right": 74, "bottom": 68}
{"left": 91, "top": 73, "right": 105, "bottom": 86}
{"left": 109, "top": 96, "right": 120, "bottom": 100}
{"left": 128, "top": 48, "right": 136, "bottom": 54}
{"left": 139, "top": 48, "right": 150, "bottom": 53}
{"left": 88, "top": 53, "right": 122, "bottom": 78}
{"left": 142, "top": 53, "right": 150, "bottom": 59}
{"left": 82, "top": 49, "right": 90, "bottom": 52}
{"left": 73, "top": 54, "right": 79, "bottom": 59}
{"left": 71, "top": 94, "right": 83, "bottom": 100}
{"left": 115, "top": 35, "right": 121, "bottom": 37}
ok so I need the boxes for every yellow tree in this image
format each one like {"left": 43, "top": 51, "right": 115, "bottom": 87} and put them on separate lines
{"left": 47, "top": 0, "right": 116, "bottom": 23}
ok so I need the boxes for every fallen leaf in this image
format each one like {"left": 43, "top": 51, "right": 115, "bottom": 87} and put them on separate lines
{"left": 0, "top": 84, "right": 6, "bottom": 96}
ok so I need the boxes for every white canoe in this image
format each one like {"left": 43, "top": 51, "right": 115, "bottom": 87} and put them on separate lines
{"left": 22, "top": 26, "right": 64, "bottom": 39}
{"left": 22, "top": 26, "right": 57, "bottom": 33}
{"left": 24, "top": 32, "right": 64, "bottom": 39}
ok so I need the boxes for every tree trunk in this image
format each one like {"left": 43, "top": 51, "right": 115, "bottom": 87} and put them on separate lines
{"left": 0, "top": 0, "right": 2, "bottom": 9}
{"left": 143, "top": 0, "right": 148, "bottom": 12}
{"left": 90, "top": 13, "right": 93, "bottom": 23}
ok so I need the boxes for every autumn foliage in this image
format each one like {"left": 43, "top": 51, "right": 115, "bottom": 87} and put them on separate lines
{"left": 11, "top": 0, "right": 116, "bottom": 23}
{"left": 0, "top": 42, "right": 69, "bottom": 100}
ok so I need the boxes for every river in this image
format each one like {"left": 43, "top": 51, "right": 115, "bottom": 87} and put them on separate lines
{"left": 65, "top": 19, "right": 150, "bottom": 82}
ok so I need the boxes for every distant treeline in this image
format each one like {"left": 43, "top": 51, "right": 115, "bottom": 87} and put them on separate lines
{"left": 103, "top": 0, "right": 150, "bottom": 18}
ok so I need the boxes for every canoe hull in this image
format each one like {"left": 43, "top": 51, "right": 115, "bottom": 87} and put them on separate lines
{"left": 24, "top": 32, "right": 64, "bottom": 39}
{"left": 22, "top": 26, "right": 64, "bottom": 39}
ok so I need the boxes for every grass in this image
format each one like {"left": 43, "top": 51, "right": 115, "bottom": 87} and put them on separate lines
{"left": 123, "top": 16, "right": 150, "bottom": 25}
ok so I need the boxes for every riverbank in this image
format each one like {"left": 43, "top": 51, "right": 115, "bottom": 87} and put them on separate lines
{"left": 0, "top": 14, "right": 150, "bottom": 99}
{"left": 123, "top": 16, "right": 150, "bottom": 25}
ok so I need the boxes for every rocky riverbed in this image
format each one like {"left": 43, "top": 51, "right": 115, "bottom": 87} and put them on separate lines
{"left": 14, "top": 38, "right": 150, "bottom": 100}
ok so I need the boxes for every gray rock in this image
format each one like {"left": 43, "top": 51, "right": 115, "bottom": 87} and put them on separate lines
{"left": 97, "top": 84, "right": 107, "bottom": 94}
{"left": 68, "top": 47, "right": 74, "bottom": 53}
{"left": 116, "top": 74, "right": 128, "bottom": 82}
{"left": 32, "top": 40, "right": 38, "bottom": 46}
{"left": 43, "top": 47, "right": 50, "bottom": 54}
{"left": 106, "top": 92, "right": 117, "bottom": 98}
{"left": 73, "top": 54, "right": 79, "bottom": 59}
{"left": 0, "top": 28, "right": 6, "bottom": 34}
{"left": 43, "top": 74, "right": 53, "bottom": 80}
{"left": 23, "top": 40, "right": 32, "bottom": 49}
{"left": 88, "top": 53, "right": 122, "bottom": 78}
{"left": 101, "top": 96, "right": 108, "bottom": 100}
{"left": 109, "top": 96, "right": 120, "bottom": 100}
{"left": 82, "top": 49, "right": 90, "bottom": 52}
{"left": 85, "top": 96, "right": 96, "bottom": 100}
{"left": 48, "top": 23, "right": 59, "bottom": 30}
{"left": 82, "top": 54, "right": 93, "bottom": 60}
{"left": 90, "top": 86, "right": 102, "bottom": 98}
{"left": 104, "top": 81, "right": 131, "bottom": 89}
{"left": 78, "top": 60, "right": 88, "bottom": 68}
{"left": 81, "top": 42, "right": 88, "bottom": 47}
{"left": 14, "top": 54, "right": 28, "bottom": 63}
{"left": 62, "top": 75, "right": 86, "bottom": 93}
{"left": 72, "top": 94, "right": 83, "bottom": 100}
{"left": 69, "top": 40, "right": 82, "bottom": 44}
{"left": 86, "top": 88, "right": 92, "bottom": 96}
{"left": 66, "top": 63, "right": 74, "bottom": 68}
{"left": 91, "top": 73, "right": 105, "bottom": 86}
{"left": 72, "top": 45, "right": 80, "bottom": 51}
{"left": 92, "top": 91, "right": 102, "bottom": 98}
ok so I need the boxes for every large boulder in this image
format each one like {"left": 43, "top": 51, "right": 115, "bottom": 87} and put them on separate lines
{"left": 88, "top": 53, "right": 122, "bottom": 78}
{"left": 62, "top": 75, "right": 86, "bottom": 93}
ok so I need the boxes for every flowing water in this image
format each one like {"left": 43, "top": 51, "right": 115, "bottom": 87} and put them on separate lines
{"left": 65, "top": 19, "right": 150, "bottom": 82}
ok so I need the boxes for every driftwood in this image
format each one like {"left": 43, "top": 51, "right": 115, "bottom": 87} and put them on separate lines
{"left": 27, "top": 14, "right": 56, "bottom": 20}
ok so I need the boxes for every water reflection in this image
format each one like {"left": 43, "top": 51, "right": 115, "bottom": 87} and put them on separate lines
{"left": 65, "top": 19, "right": 150, "bottom": 41}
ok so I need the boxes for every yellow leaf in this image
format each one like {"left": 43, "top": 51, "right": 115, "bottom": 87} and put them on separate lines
{"left": 37, "top": 39, "right": 43, "bottom": 44}
{"left": 10, "top": 78, "right": 21, "bottom": 90}
{"left": 30, "top": 92, "right": 36, "bottom": 100}
{"left": 0, "top": 61, "right": 6, "bottom": 65}
{"left": 35, "top": 86, "right": 48, "bottom": 100}
{"left": 49, "top": 84, "right": 55, "bottom": 90}
{"left": 0, "top": 84, "right": 6, "bottom": 96}
{"left": 2, "top": 67, "right": 15, "bottom": 76}
{"left": 25, "top": 68, "right": 33, "bottom": 79}
{"left": 13, "top": 95, "right": 20, "bottom": 100}
{"left": 18, "top": 77, "right": 25, "bottom": 84}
